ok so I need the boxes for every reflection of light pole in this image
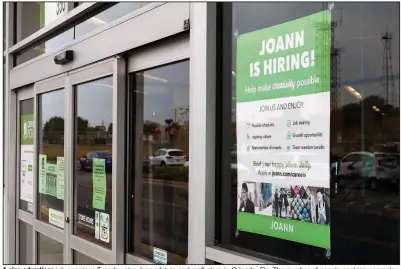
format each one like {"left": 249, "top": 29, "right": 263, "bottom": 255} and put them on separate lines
{"left": 361, "top": 95, "right": 364, "bottom": 151}
{"left": 344, "top": 86, "right": 364, "bottom": 149}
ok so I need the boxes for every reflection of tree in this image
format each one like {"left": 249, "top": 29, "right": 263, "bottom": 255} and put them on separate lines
{"left": 331, "top": 95, "right": 400, "bottom": 155}
{"left": 165, "top": 118, "right": 181, "bottom": 146}
{"left": 43, "top": 116, "right": 64, "bottom": 144}
{"left": 107, "top": 123, "right": 112, "bottom": 135}
{"left": 77, "top": 117, "right": 89, "bottom": 135}
{"left": 43, "top": 115, "right": 113, "bottom": 145}
{"left": 143, "top": 120, "right": 160, "bottom": 138}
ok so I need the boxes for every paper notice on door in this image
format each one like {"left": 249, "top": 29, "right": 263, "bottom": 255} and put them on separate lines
{"left": 46, "top": 163, "right": 57, "bottom": 197}
{"left": 38, "top": 154, "right": 47, "bottom": 194}
{"left": 92, "top": 158, "right": 107, "bottom": 210}
{"left": 99, "top": 212, "right": 110, "bottom": 243}
{"left": 95, "top": 211, "right": 100, "bottom": 240}
{"left": 56, "top": 157, "right": 65, "bottom": 200}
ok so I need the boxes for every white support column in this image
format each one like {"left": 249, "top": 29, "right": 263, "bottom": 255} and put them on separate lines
{"left": 112, "top": 56, "right": 126, "bottom": 264}
{"left": 188, "top": 2, "right": 217, "bottom": 264}
{"left": 4, "top": 2, "right": 17, "bottom": 264}
{"left": 64, "top": 75, "right": 73, "bottom": 264}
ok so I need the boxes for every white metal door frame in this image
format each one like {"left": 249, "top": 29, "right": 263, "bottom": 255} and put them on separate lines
{"left": 15, "top": 86, "right": 35, "bottom": 264}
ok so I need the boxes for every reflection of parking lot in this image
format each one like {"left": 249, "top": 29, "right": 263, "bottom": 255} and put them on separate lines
{"left": 331, "top": 186, "right": 399, "bottom": 253}
{"left": 75, "top": 170, "right": 112, "bottom": 210}
{"left": 140, "top": 179, "right": 188, "bottom": 258}
{"left": 75, "top": 170, "right": 188, "bottom": 258}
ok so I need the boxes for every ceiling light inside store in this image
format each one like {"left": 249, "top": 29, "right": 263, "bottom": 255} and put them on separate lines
{"left": 372, "top": 106, "right": 380, "bottom": 112}
{"left": 344, "top": 85, "right": 361, "bottom": 100}
{"left": 90, "top": 17, "right": 106, "bottom": 25}
{"left": 144, "top": 74, "right": 168, "bottom": 82}
{"left": 92, "top": 83, "right": 113, "bottom": 89}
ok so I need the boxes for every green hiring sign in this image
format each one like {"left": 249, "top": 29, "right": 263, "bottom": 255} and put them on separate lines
{"left": 236, "top": 10, "right": 331, "bottom": 102}
{"left": 235, "top": 10, "right": 332, "bottom": 249}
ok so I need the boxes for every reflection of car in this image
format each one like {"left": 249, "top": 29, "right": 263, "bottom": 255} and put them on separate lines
{"left": 332, "top": 151, "right": 400, "bottom": 189}
{"left": 150, "top": 149, "right": 186, "bottom": 166}
{"left": 78, "top": 151, "right": 112, "bottom": 171}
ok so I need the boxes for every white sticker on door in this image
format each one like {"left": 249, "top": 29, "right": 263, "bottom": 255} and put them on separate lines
{"left": 99, "top": 212, "right": 110, "bottom": 243}
{"left": 49, "top": 208, "right": 64, "bottom": 229}
{"left": 95, "top": 211, "right": 100, "bottom": 240}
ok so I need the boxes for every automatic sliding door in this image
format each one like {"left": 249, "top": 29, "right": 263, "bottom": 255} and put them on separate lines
{"left": 128, "top": 60, "right": 190, "bottom": 264}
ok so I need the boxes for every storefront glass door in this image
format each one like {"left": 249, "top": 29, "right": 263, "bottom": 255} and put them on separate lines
{"left": 19, "top": 57, "right": 124, "bottom": 264}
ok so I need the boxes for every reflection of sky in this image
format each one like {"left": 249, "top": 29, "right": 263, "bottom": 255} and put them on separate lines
{"left": 19, "top": 3, "right": 150, "bottom": 61}
{"left": 74, "top": 2, "right": 149, "bottom": 39}
{"left": 231, "top": 2, "right": 400, "bottom": 120}
{"left": 142, "top": 61, "right": 189, "bottom": 124}
{"left": 76, "top": 77, "right": 113, "bottom": 127}
{"left": 41, "top": 89, "right": 64, "bottom": 126}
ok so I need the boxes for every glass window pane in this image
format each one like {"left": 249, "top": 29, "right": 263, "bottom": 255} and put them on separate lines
{"left": 37, "top": 233, "right": 63, "bottom": 264}
{"left": 19, "top": 221, "right": 33, "bottom": 264}
{"left": 20, "top": 98, "right": 34, "bottom": 213}
{"left": 221, "top": 2, "right": 400, "bottom": 265}
{"left": 74, "top": 77, "right": 113, "bottom": 248}
{"left": 38, "top": 89, "right": 65, "bottom": 229}
{"left": 15, "top": 2, "right": 76, "bottom": 44}
{"left": 74, "top": 2, "right": 148, "bottom": 39}
{"left": 129, "top": 60, "right": 190, "bottom": 264}
{"left": 15, "top": 2, "right": 44, "bottom": 43}
{"left": 15, "top": 28, "right": 74, "bottom": 66}
{"left": 73, "top": 251, "right": 102, "bottom": 264}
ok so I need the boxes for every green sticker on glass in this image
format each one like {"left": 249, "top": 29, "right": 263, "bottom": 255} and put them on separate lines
{"left": 56, "top": 157, "right": 65, "bottom": 200}
{"left": 21, "top": 114, "right": 34, "bottom": 145}
{"left": 38, "top": 154, "right": 47, "bottom": 194}
{"left": 92, "top": 158, "right": 106, "bottom": 210}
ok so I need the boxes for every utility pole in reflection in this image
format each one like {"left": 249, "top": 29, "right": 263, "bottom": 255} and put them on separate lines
{"left": 381, "top": 30, "right": 396, "bottom": 107}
